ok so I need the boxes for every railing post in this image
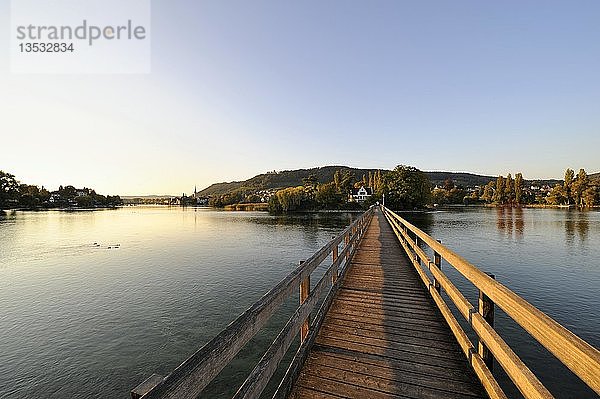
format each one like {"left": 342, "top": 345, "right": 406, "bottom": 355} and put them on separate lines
{"left": 478, "top": 273, "right": 495, "bottom": 371}
{"left": 299, "top": 260, "right": 310, "bottom": 342}
{"left": 332, "top": 238, "right": 339, "bottom": 285}
{"left": 131, "top": 374, "right": 163, "bottom": 399}
{"left": 433, "top": 240, "right": 442, "bottom": 293}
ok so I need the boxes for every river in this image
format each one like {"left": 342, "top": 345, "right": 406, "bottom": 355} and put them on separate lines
{"left": 0, "top": 206, "right": 598, "bottom": 398}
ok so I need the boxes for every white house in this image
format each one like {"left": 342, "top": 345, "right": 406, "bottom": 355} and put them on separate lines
{"left": 350, "top": 186, "right": 373, "bottom": 203}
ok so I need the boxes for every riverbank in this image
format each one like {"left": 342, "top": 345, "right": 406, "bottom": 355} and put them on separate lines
{"left": 223, "top": 203, "right": 269, "bottom": 211}
{"left": 0, "top": 205, "right": 121, "bottom": 213}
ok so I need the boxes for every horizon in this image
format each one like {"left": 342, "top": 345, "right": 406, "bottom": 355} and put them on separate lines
{"left": 2, "top": 1, "right": 599, "bottom": 196}
{"left": 3, "top": 163, "right": 598, "bottom": 197}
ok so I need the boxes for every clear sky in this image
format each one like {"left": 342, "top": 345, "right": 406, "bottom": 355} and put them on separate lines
{"left": 1, "top": 1, "right": 599, "bottom": 195}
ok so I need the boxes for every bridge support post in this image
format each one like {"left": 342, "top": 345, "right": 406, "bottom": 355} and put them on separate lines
{"left": 478, "top": 274, "right": 495, "bottom": 371}
{"left": 299, "top": 260, "right": 310, "bottom": 342}
{"left": 433, "top": 240, "right": 442, "bottom": 293}
{"left": 332, "top": 240, "right": 339, "bottom": 285}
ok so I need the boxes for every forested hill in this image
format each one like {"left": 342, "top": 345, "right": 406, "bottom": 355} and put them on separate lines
{"left": 426, "top": 172, "right": 496, "bottom": 188}
{"left": 198, "top": 166, "right": 509, "bottom": 197}
{"left": 198, "top": 166, "right": 381, "bottom": 196}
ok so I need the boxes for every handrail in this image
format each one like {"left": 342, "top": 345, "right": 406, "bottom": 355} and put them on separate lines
{"left": 131, "top": 207, "right": 374, "bottom": 399}
{"left": 382, "top": 206, "right": 600, "bottom": 399}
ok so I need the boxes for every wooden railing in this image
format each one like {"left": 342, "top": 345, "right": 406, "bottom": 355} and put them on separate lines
{"left": 131, "top": 208, "right": 374, "bottom": 399}
{"left": 382, "top": 206, "right": 600, "bottom": 399}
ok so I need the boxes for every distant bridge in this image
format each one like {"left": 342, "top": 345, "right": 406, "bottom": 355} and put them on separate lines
{"left": 132, "top": 206, "right": 600, "bottom": 399}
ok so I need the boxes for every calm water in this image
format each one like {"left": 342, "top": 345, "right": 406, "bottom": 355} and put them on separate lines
{"left": 0, "top": 206, "right": 598, "bottom": 398}
{"left": 404, "top": 207, "right": 600, "bottom": 399}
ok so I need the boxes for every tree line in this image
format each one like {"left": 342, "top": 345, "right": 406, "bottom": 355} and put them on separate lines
{"left": 0, "top": 170, "right": 122, "bottom": 210}
{"left": 432, "top": 168, "right": 598, "bottom": 207}
{"left": 268, "top": 165, "right": 431, "bottom": 213}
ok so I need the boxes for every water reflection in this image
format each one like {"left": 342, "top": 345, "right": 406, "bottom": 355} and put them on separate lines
{"left": 496, "top": 207, "right": 524, "bottom": 240}
{"left": 565, "top": 210, "right": 589, "bottom": 245}
{"left": 399, "top": 211, "right": 434, "bottom": 235}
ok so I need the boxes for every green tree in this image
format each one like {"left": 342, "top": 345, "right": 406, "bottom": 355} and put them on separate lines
{"left": 481, "top": 182, "right": 495, "bottom": 203}
{"left": 492, "top": 176, "right": 506, "bottom": 204}
{"left": 443, "top": 179, "right": 455, "bottom": 191}
{"left": 315, "top": 182, "right": 343, "bottom": 209}
{"left": 582, "top": 187, "right": 597, "bottom": 207}
{"left": 564, "top": 168, "right": 575, "bottom": 205}
{"left": 0, "top": 171, "right": 20, "bottom": 209}
{"left": 448, "top": 187, "right": 467, "bottom": 204}
{"left": 273, "top": 186, "right": 309, "bottom": 212}
{"left": 302, "top": 174, "right": 318, "bottom": 189}
{"left": 431, "top": 188, "right": 447, "bottom": 205}
{"left": 18, "top": 184, "right": 41, "bottom": 208}
{"left": 572, "top": 169, "right": 589, "bottom": 207}
{"left": 514, "top": 173, "right": 524, "bottom": 205}
{"left": 382, "top": 165, "right": 431, "bottom": 210}
{"left": 373, "top": 170, "right": 383, "bottom": 192}
{"left": 547, "top": 184, "right": 567, "bottom": 205}
{"left": 75, "top": 195, "right": 94, "bottom": 208}
{"left": 505, "top": 174, "right": 515, "bottom": 204}
{"left": 333, "top": 170, "right": 342, "bottom": 193}
{"left": 339, "top": 171, "right": 355, "bottom": 196}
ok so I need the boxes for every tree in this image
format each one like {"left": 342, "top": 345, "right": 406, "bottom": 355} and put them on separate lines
{"left": 582, "top": 187, "right": 597, "bottom": 207}
{"left": 572, "top": 169, "right": 589, "bottom": 207}
{"left": 492, "top": 176, "right": 506, "bottom": 204}
{"left": 18, "top": 184, "right": 41, "bottom": 208}
{"left": 373, "top": 170, "right": 383, "bottom": 192}
{"left": 564, "top": 168, "right": 575, "bottom": 205}
{"left": 443, "top": 179, "right": 455, "bottom": 191}
{"left": 547, "top": 184, "right": 567, "bottom": 205}
{"left": 0, "top": 171, "right": 20, "bottom": 209}
{"left": 339, "top": 171, "right": 355, "bottom": 196}
{"left": 505, "top": 174, "right": 515, "bottom": 204}
{"left": 431, "top": 188, "right": 448, "bottom": 205}
{"left": 302, "top": 174, "right": 318, "bottom": 189}
{"left": 448, "top": 187, "right": 467, "bottom": 204}
{"left": 333, "top": 170, "right": 342, "bottom": 193}
{"left": 382, "top": 165, "right": 431, "bottom": 210}
{"left": 514, "top": 173, "right": 524, "bottom": 205}
{"left": 315, "top": 182, "right": 343, "bottom": 209}
{"left": 481, "top": 182, "right": 495, "bottom": 203}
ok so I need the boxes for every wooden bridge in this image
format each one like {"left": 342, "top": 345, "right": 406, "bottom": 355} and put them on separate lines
{"left": 132, "top": 207, "right": 600, "bottom": 399}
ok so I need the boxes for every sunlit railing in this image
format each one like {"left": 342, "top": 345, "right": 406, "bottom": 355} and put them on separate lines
{"left": 382, "top": 206, "right": 600, "bottom": 399}
{"left": 131, "top": 208, "right": 374, "bottom": 399}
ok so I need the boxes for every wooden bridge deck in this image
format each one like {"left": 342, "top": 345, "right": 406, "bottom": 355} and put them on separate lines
{"left": 289, "top": 211, "right": 487, "bottom": 399}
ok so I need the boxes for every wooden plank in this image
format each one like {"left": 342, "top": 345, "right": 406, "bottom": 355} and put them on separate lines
{"left": 273, "top": 212, "right": 374, "bottom": 399}
{"left": 296, "top": 374, "right": 409, "bottom": 399}
{"left": 290, "top": 210, "right": 486, "bottom": 399}
{"left": 385, "top": 210, "right": 551, "bottom": 399}
{"left": 308, "top": 347, "right": 478, "bottom": 384}
{"left": 288, "top": 386, "right": 346, "bottom": 399}
{"left": 323, "top": 315, "right": 454, "bottom": 341}
{"left": 319, "top": 321, "right": 456, "bottom": 350}
{"left": 301, "top": 361, "right": 483, "bottom": 399}
{"left": 385, "top": 207, "right": 600, "bottom": 396}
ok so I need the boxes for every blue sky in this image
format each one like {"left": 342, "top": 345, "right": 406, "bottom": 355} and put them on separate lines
{"left": 1, "top": 1, "right": 599, "bottom": 195}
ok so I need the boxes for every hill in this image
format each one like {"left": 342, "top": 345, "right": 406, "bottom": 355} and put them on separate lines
{"left": 426, "top": 171, "right": 496, "bottom": 188}
{"left": 198, "top": 166, "right": 383, "bottom": 196}
{"left": 199, "top": 167, "right": 508, "bottom": 197}
{"left": 198, "top": 166, "right": 595, "bottom": 197}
